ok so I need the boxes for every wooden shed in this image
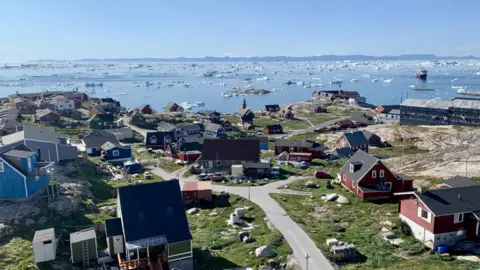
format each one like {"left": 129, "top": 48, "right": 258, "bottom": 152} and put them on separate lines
{"left": 70, "top": 228, "right": 98, "bottom": 265}
{"left": 182, "top": 181, "right": 213, "bottom": 204}
{"left": 33, "top": 228, "right": 56, "bottom": 263}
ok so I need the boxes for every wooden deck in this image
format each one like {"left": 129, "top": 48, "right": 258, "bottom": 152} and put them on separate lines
{"left": 117, "top": 253, "right": 167, "bottom": 270}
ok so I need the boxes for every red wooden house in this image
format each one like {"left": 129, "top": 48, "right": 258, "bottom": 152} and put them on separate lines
{"left": 334, "top": 119, "right": 355, "bottom": 129}
{"left": 274, "top": 139, "right": 325, "bottom": 158}
{"left": 183, "top": 181, "right": 213, "bottom": 204}
{"left": 395, "top": 185, "right": 480, "bottom": 249}
{"left": 284, "top": 110, "right": 294, "bottom": 119}
{"left": 139, "top": 104, "right": 153, "bottom": 114}
{"left": 337, "top": 150, "right": 413, "bottom": 200}
{"left": 263, "top": 124, "right": 283, "bottom": 135}
{"left": 335, "top": 130, "right": 369, "bottom": 153}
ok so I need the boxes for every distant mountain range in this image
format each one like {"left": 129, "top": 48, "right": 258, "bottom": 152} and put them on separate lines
{"left": 36, "top": 54, "right": 480, "bottom": 62}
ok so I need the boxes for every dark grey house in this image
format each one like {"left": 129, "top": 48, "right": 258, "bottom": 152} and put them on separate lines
{"left": 198, "top": 139, "right": 260, "bottom": 172}
{"left": 1, "top": 124, "right": 77, "bottom": 162}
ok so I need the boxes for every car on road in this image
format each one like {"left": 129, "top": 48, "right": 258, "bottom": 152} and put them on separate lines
{"left": 199, "top": 173, "right": 210, "bottom": 180}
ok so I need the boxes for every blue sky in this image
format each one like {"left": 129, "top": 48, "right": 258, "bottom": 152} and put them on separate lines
{"left": 1, "top": 0, "right": 479, "bottom": 61}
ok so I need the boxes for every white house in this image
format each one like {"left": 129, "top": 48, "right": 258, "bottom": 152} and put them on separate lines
{"left": 33, "top": 228, "right": 57, "bottom": 263}
{"left": 49, "top": 95, "right": 75, "bottom": 111}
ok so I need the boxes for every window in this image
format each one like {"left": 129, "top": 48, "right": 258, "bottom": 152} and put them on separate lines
{"left": 372, "top": 170, "right": 377, "bottom": 178}
{"left": 418, "top": 207, "right": 431, "bottom": 223}
{"left": 385, "top": 182, "right": 392, "bottom": 190}
{"left": 350, "top": 164, "right": 354, "bottom": 172}
{"left": 380, "top": 170, "right": 384, "bottom": 178}
{"left": 342, "top": 174, "right": 346, "bottom": 182}
{"left": 112, "top": 150, "right": 120, "bottom": 157}
{"left": 0, "top": 162, "right": 4, "bottom": 172}
{"left": 27, "top": 158, "right": 32, "bottom": 170}
{"left": 43, "top": 240, "right": 52, "bottom": 245}
{"left": 150, "top": 137, "right": 157, "bottom": 144}
{"left": 352, "top": 181, "right": 356, "bottom": 189}
{"left": 454, "top": 213, "right": 464, "bottom": 224}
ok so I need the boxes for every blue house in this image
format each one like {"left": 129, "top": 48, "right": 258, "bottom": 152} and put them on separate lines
{"left": 100, "top": 142, "right": 132, "bottom": 162}
{"left": 204, "top": 123, "right": 226, "bottom": 138}
{"left": 123, "top": 160, "right": 143, "bottom": 174}
{"left": 83, "top": 130, "right": 121, "bottom": 156}
{"left": 0, "top": 146, "right": 54, "bottom": 199}
{"left": 145, "top": 131, "right": 174, "bottom": 149}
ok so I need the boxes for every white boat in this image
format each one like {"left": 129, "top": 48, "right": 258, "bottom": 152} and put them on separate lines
{"left": 222, "top": 92, "right": 233, "bottom": 98}
{"left": 383, "top": 78, "right": 393, "bottom": 83}
{"left": 451, "top": 85, "right": 466, "bottom": 89}
{"left": 475, "top": 72, "right": 480, "bottom": 75}
{"left": 114, "top": 92, "right": 128, "bottom": 95}
{"left": 371, "top": 79, "right": 379, "bottom": 82}
{"left": 330, "top": 79, "right": 343, "bottom": 85}
{"left": 194, "top": 101, "right": 205, "bottom": 107}
{"left": 180, "top": 102, "right": 193, "bottom": 109}
{"left": 458, "top": 88, "right": 468, "bottom": 94}
{"left": 408, "top": 85, "right": 416, "bottom": 88}
{"left": 350, "top": 78, "right": 358, "bottom": 83}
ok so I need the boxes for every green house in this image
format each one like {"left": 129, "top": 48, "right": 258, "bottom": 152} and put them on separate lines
{"left": 105, "top": 180, "right": 193, "bottom": 270}
{"left": 88, "top": 113, "right": 115, "bottom": 129}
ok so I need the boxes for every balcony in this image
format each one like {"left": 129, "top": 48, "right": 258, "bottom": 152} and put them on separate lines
{"left": 28, "top": 162, "right": 55, "bottom": 177}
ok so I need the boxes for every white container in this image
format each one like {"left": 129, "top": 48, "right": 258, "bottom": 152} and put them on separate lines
{"left": 33, "top": 228, "right": 57, "bottom": 263}
{"left": 231, "top": 165, "right": 244, "bottom": 176}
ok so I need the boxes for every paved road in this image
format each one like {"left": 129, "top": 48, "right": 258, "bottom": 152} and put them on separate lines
{"left": 148, "top": 166, "right": 333, "bottom": 270}
{"left": 286, "top": 116, "right": 350, "bottom": 138}
{"left": 122, "top": 117, "right": 155, "bottom": 137}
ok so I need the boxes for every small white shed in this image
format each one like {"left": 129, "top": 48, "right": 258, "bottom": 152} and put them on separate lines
{"left": 33, "top": 228, "right": 57, "bottom": 263}
{"left": 231, "top": 165, "right": 244, "bottom": 176}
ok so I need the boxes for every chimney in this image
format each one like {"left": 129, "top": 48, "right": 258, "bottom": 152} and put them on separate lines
{"left": 458, "top": 194, "right": 461, "bottom": 199}
{"left": 37, "top": 147, "right": 41, "bottom": 159}
{"left": 417, "top": 186, "right": 424, "bottom": 193}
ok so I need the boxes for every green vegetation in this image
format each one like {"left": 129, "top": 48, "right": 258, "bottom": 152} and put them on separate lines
{"left": 189, "top": 194, "right": 292, "bottom": 269}
{"left": 132, "top": 145, "right": 183, "bottom": 172}
{"left": 214, "top": 179, "right": 274, "bottom": 187}
{"left": 369, "top": 140, "right": 429, "bottom": 158}
{"left": 253, "top": 117, "right": 311, "bottom": 131}
{"left": 275, "top": 159, "right": 345, "bottom": 179}
{"left": 223, "top": 115, "right": 238, "bottom": 123}
{"left": 271, "top": 180, "right": 479, "bottom": 270}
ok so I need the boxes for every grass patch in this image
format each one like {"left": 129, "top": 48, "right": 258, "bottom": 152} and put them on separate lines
{"left": 369, "top": 140, "right": 429, "bottom": 158}
{"left": 254, "top": 117, "right": 310, "bottom": 131}
{"left": 270, "top": 181, "right": 479, "bottom": 270}
{"left": 189, "top": 194, "right": 292, "bottom": 269}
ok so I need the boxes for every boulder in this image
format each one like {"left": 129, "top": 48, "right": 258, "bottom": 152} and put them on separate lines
{"left": 0, "top": 223, "right": 13, "bottom": 239}
{"left": 235, "top": 208, "right": 246, "bottom": 218}
{"left": 100, "top": 205, "right": 116, "bottom": 215}
{"left": 37, "top": 217, "right": 48, "bottom": 224}
{"left": 25, "top": 219, "right": 35, "bottom": 226}
{"left": 335, "top": 195, "right": 350, "bottom": 204}
{"left": 304, "top": 181, "right": 317, "bottom": 188}
{"left": 380, "top": 220, "right": 394, "bottom": 227}
{"left": 324, "top": 193, "right": 338, "bottom": 202}
{"left": 208, "top": 211, "right": 218, "bottom": 216}
{"left": 255, "top": 245, "right": 276, "bottom": 258}
{"left": 187, "top": 208, "right": 199, "bottom": 215}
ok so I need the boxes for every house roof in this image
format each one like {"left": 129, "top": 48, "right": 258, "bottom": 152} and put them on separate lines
{"left": 335, "top": 147, "right": 353, "bottom": 158}
{"left": 201, "top": 139, "right": 259, "bottom": 161}
{"left": 205, "top": 123, "right": 223, "bottom": 133}
{"left": 361, "top": 130, "right": 380, "bottom": 141}
{"left": 83, "top": 130, "right": 120, "bottom": 148}
{"left": 265, "top": 104, "right": 280, "bottom": 110}
{"left": 36, "top": 109, "right": 59, "bottom": 119}
{"left": 33, "top": 228, "right": 55, "bottom": 243}
{"left": 243, "top": 161, "right": 271, "bottom": 169}
{"left": 414, "top": 185, "right": 480, "bottom": 216}
{"left": 197, "top": 110, "right": 220, "bottom": 117}
{"left": 118, "top": 180, "right": 192, "bottom": 243}
{"left": 444, "top": 176, "right": 480, "bottom": 188}
{"left": 340, "top": 150, "right": 379, "bottom": 182}
{"left": 165, "top": 102, "right": 181, "bottom": 111}
{"left": 157, "top": 122, "right": 177, "bottom": 132}
{"left": 236, "top": 108, "right": 255, "bottom": 117}
{"left": 265, "top": 124, "right": 283, "bottom": 130}
{"left": 23, "top": 124, "right": 59, "bottom": 143}
{"left": 89, "top": 113, "right": 114, "bottom": 122}
{"left": 177, "top": 123, "right": 203, "bottom": 131}
{"left": 179, "top": 135, "right": 203, "bottom": 144}
{"left": 342, "top": 130, "right": 368, "bottom": 147}
{"left": 70, "top": 228, "right": 96, "bottom": 243}
{"left": 275, "top": 139, "right": 316, "bottom": 148}
{"left": 401, "top": 98, "right": 450, "bottom": 110}
{"left": 239, "top": 136, "right": 268, "bottom": 144}
{"left": 105, "top": 218, "right": 123, "bottom": 237}
{"left": 3, "top": 149, "right": 35, "bottom": 159}
{"left": 378, "top": 105, "right": 400, "bottom": 114}
{"left": 139, "top": 104, "right": 150, "bottom": 110}
{"left": 351, "top": 112, "right": 375, "bottom": 125}
{"left": 101, "top": 141, "right": 121, "bottom": 150}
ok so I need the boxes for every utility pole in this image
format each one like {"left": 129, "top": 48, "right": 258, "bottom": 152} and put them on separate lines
{"left": 466, "top": 155, "right": 471, "bottom": 177}
{"left": 248, "top": 186, "right": 251, "bottom": 207}
{"left": 305, "top": 253, "right": 310, "bottom": 270}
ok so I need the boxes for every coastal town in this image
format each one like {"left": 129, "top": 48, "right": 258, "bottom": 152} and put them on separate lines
{"left": 1, "top": 87, "right": 480, "bottom": 270}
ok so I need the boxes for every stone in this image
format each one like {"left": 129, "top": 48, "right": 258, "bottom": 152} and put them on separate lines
{"left": 457, "top": 255, "right": 480, "bottom": 262}
{"left": 304, "top": 181, "right": 317, "bottom": 188}
{"left": 326, "top": 238, "right": 339, "bottom": 247}
{"left": 37, "top": 217, "right": 48, "bottom": 224}
{"left": 208, "top": 211, "right": 218, "bottom": 216}
{"left": 235, "top": 208, "right": 246, "bottom": 218}
{"left": 0, "top": 223, "right": 13, "bottom": 239}
{"left": 100, "top": 205, "right": 117, "bottom": 215}
{"left": 255, "top": 245, "right": 276, "bottom": 258}
{"left": 381, "top": 227, "right": 390, "bottom": 232}
{"left": 380, "top": 220, "right": 394, "bottom": 227}
{"left": 25, "top": 219, "right": 35, "bottom": 226}
{"left": 187, "top": 208, "right": 199, "bottom": 215}
{"left": 335, "top": 195, "right": 350, "bottom": 204}
{"left": 264, "top": 217, "right": 275, "bottom": 230}
{"left": 245, "top": 205, "right": 253, "bottom": 210}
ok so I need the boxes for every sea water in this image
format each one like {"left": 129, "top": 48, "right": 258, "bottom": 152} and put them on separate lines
{"left": 0, "top": 60, "right": 480, "bottom": 112}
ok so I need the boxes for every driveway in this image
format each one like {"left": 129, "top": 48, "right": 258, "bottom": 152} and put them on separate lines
{"left": 148, "top": 166, "right": 333, "bottom": 270}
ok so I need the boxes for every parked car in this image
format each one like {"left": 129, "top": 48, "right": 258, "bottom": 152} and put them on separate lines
{"left": 199, "top": 173, "right": 210, "bottom": 180}
{"left": 315, "top": 170, "right": 331, "bottom": 179}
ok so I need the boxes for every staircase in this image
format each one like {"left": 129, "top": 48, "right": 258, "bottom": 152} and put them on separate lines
{"left": 82, "top": 240, "right": 89, "bottom": 269}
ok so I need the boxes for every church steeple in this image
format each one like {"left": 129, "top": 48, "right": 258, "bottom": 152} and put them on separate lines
{"left": 242, "top": 96, "right": 247, "bottom": 109}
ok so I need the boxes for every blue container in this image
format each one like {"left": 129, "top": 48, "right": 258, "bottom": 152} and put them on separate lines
{"left": 436, "top": 245, "right": 449, "bottom": 254}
